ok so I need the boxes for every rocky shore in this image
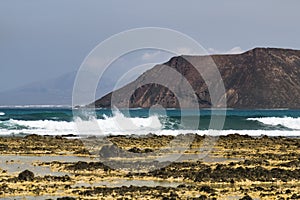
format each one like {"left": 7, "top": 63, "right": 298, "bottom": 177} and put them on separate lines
{"left": 0, "top": 134, "right": 299, "bottom": 199}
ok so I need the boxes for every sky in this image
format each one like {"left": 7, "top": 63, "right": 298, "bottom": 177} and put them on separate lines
{"left": 1, "top": 0, "right": 300, "bottom": 93}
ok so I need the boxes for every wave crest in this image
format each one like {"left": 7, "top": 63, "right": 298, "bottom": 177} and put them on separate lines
{"left": 0, "top": 110, "right": 163, "bottom": 136}
{"left": 248, "top": 117, "right": 300, "bottom": 130}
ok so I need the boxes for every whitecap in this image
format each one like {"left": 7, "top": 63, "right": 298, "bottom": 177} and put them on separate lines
{"left": 248, "top": 117, "right": 300, "bottom": 130}
{"left": 0, "top": 109, "right": 163, "bottom": 136}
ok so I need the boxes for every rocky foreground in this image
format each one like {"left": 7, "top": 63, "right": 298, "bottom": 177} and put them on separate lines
{"left": 0, "top": 134, "right": 299, "bottom": 199}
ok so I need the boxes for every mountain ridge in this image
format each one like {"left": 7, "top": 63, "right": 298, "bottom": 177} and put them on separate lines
{"left": 93, "top": 47, "right": 300, "bottom": 109}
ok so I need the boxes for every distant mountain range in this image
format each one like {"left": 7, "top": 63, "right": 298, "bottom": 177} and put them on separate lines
{"left": 0, "top": 72, "right": 75, "bottom": 105}
{"left": 0, "top": 71, "right": 115, "bottom": 106}
{"left": 93, "top": 48, "right": 300, "bottom": 109}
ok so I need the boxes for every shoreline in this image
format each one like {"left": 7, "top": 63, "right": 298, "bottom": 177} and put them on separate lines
{"left": 1, "top": 132, "right": 300, "bottom": 139}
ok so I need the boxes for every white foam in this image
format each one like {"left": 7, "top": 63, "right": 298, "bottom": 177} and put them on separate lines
{"left": 73, "top": 109, "right": 162, "bottom": 135}
{"left": 1, "top": 111, "right": 300, "bottom": 137}
{"left": 248, "top": 117, "right": 300, "bottom": 130}
{"left": 9, "top": 119, "right": 74, "bottom": 130}
{"left": 0, "top": 110, "right": 163, "bottom": 136}
{"left": 0, "top": 112, "right": 5, "bottom": 116}
{"left": 0, "top": 123, "right": 300, "bottom": 137}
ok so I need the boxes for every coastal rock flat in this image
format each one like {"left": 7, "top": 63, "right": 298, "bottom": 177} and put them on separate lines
{"left": 94, "top": 47, "right": 300, "bottom": 108}
{"left": 0, "top": 134, "right": 299, "bottom": 199}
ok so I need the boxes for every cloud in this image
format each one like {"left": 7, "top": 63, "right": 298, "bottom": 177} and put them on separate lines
{"left": 226, "top": 47, "right": 243, "bottom": 54}
{"left": 141, "top": 51, "right": 162, "bottom": 60}
{"left": 208, "top": 47, "right": 244, "bottom": 55}
{"left": 84, "top": 56, "right": 114, "bottom": 71}
{"left": 176, "top": 47, "right": 194, "bottom": 55}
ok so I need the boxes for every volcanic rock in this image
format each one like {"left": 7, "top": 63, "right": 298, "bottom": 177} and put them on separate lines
{"left": 18, "top": 170, "right": 34, "bottom": 181}
{"left": 93, "top": 48, "right": 300, "bottom": 109}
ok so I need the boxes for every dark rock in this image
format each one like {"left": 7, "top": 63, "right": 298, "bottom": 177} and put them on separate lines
{"left": 99, "top": 144, "right": 127, "bottom": 158}
{"left": 170, "top": 191, "right": 179, "bottom": 198}
{"left": 55, "top": 136, "right": 63, "bottom": 139}
{"left": 125, "top": 172, "right": 133, "bottom": 178}
{"left": 279, "top": 160, "right": 300, "bottom": 168}
{"left": 128, "top": 147, "right": 141, "bottom": 153}
{"left": 144, "top": 148, "right": 153, "bottom": 153}
{"left": 66, "top": 161, "right": 110, "bottom": 171}
{"left": 24, "top": 134, "right": 44, "bottom": 140}
{"left": 74, "top": 148, "right": 90, "bottom": 155}
{"left": 57, "top": 197, "right": 76, "bottom": 200}
{"left": 18, "top": 170, "right": 34, "bottom": 181}
{"left": 291, "top": 194, "right": 300, "bottom": 199}
{"left": 61, "top": 175, "right": 71, "bottom": 182}
{"left": 177, "top": 184, "right": 187, "bottom": 188}
{"left": 199, "top": 185, "right": 215, "bottom": 193}
{"left": 198, "top": 195, "right": 208, "bottom": 200}
{"left": 61, "top": 134, "right": 79, "bottom": 138}
{"left": 128, "top": 147, "right": 154, "bottom": 153}
{"left": 254, "top": 186, "right": 265, "bottom": 191}
{"left": 244, "top": 160, "right": 252, "bottom": 165}
{"left": 286, "top": 189, "right": 292, "bottom": 194}
{"left": 0, "top": 144, "right": 8, "bottom": 151}
{"left": 68, "top": 161, "right": 89, "bottom": 170}
{"left": 239, "top": 195, "right": 253, "bottom": 200}
{"left": 42, "top": 175, "right": 71, "bottom": 182}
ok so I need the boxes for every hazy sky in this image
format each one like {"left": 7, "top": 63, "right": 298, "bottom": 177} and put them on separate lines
{"left": 1, "top": 0, "right": 300, "bottom": 92}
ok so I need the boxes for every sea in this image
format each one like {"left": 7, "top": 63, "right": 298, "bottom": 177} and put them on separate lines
{"left": 0, "top": 106, "right": 300, "bottom": 137}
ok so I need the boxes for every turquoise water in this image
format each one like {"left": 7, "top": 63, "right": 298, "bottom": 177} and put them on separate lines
{"left": 0, "top": 107, "right": 300, "bottom": 136}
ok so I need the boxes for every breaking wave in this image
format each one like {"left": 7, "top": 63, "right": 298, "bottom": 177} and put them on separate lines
{"left": 0, "top": 110, "right": 163, "bottom": 136}
{"left": 0, "top": 109, "right": 300, "bottom": 137}
{"left": 247, "top": 117, "right": 300, "bottom": 130}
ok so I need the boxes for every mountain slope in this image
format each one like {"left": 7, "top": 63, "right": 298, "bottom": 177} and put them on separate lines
{"left": 93, "top": 47, "right": 300, "bottom": 109}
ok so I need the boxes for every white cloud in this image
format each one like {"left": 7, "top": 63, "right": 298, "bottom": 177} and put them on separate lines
{"left": 176, "top": 47, "right": 194, "bottom": 55}
{"left": 85, "top": 56, "right": 111, "bottom": 69}
{"left": 208, "top": 47, "right": 244, "bottom": 55}
{"left": 226, "top": 47, "right": 243, "bottom": 54}
{"left": 207, "top": 48, "right": 218, "bottom": 54}
{"left": 141, "top": 51, "right": 162, "bottom": 60}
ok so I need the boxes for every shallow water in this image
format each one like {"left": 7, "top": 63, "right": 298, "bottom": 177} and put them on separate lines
{"left": 1, "top": 196, "right": 69, "bottom": 200}
{"left": 226, "top": 195, "right": 260, "bottom": 200}
{"left": 73, "top": 179, "right": 181, "bottom": 188}
{"left": 0, "top": 155, "right": 94, "bottom": 176}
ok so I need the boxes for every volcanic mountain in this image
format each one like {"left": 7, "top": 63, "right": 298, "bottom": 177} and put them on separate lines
{"left": 92, "top": 48, "right": 300, "bottom": 109}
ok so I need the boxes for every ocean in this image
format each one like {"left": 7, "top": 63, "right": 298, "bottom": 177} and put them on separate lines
{"left": 0, "top": 106, "right": 300, "bottom": 137}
